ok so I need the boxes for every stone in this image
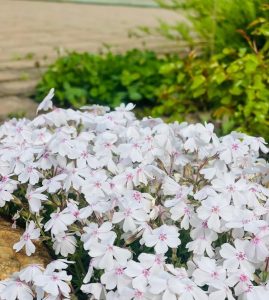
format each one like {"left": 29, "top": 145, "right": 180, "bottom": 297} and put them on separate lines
{"left": 0, "top": 218, "right": 50, "bottom": 280}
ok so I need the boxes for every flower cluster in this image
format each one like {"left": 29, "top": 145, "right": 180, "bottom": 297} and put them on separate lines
{"left": 0, "top": 89, "right": 269, "bottom": 300}
{"left": 0, "top": 260, "right": 72, "bottom": 300}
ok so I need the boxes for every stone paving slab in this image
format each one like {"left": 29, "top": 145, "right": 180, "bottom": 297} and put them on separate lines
{"left": 0, "top": 96, "right": 38, "bottom": 120}
{"left": 0, "top": 0, "right": 182, "bottom": 120}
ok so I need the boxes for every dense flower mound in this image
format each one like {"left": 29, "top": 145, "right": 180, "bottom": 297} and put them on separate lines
{"left": 0, "top": 89, "right": 269, "bottom": 300}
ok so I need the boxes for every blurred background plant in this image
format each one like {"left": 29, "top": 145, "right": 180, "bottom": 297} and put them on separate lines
{"left": 140, "top": 0, "right": 269, "bottom": 57}
{"left": 35, "top": 1, "right": 269, "bottom": 140}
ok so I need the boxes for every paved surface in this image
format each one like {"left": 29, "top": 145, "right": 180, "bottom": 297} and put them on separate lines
{"left": 0, "top": 0, "right": 181, "bottom": 120}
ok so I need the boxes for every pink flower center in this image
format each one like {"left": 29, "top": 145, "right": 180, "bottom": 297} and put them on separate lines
{"left": 226, "top": 184, "right": 235, "bottom": 192}
{"left": 250, "top": 187, "right": 257, "bottom": 193}
{"left": 184, "top": 207, "right": 190, "bottom": 215}
{"left": 185, "top": 284, "right": 193, "bottom": 292}
{"left": 133, "top": 143, "right": 140, "bottom": 149}
{"left": 202, "top": 221, "right": 208, "bottom": 228}
{"left": 134, "top": 290, "right": 143, "bottom": 299}
{"left": 155, "top": 255, "right": 162, "bottom": 265}
{"left": 73, "top": 211, "right": 80, "bottom": 217}
{"left": 16, "top": 279, "right": 23, "bottom": 286}
{"left": 81, "top": 151, "right": 88, "bottom": 158}
{"left": 43, "top": 152, "right": 49, "bottom": 159}
{"left": 239, "top": 274, "right": 249, "bottom": 282}
{"left": 1, "top": 176, "right": 8, "bottom": 183}
{"left": 211, "top": 271, "right": 219, "bottom": 279}
{"left": 94, "top": 181, "right": 102, "bottom": 188}
{"left": 124, "top": 208, "right": 132, "bottom": 217}
{"left": 211, "top": 206, "right": 220, "bottom": 213}
{"left": 104, "top": 143, "right": 112, "bottom": 149}
{"left": 176, "top": 192, "right": 183, "bottom": 199}
{"left": 23, "top": 233, "right": 30, "bottom": 241}
{"left": 27, "top": 166, "right": 33, "bottom": 173}
{"left": 245, "top": 284, "right": 253, "bottom": 293}
{"left": 142, "top": 269, "right": 150, "bottom": 278}
{"left": 51, "top": 274, "right": 59, "bottom": 281}
{"left": 252, "top": 236, "right": 261, "bottom": 245}
{"left": 159, "top": 233, "right": 167, "bottom": 241}
{"left": 232, "top": 143, "right": 239, "bottom": 151}
{"left": 107, "top": 245, "right": 114, "bottom": 252}
{"left": 115, "top": 267, "right": 124, "bottom": 275}
{"left": 126, "top": 173, "right": 134, "bottom": 182}
{"left": 236, "top": 251, "right": 246, "bottom": 261}
{"left": 133, "top": 192, "right": 142, "bottom": 202}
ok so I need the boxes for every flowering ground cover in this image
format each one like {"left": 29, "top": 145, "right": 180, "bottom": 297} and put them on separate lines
{"left": 0, "top": 89, "right": 268, "bottom": 299}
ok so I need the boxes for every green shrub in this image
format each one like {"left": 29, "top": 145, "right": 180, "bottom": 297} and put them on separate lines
{"left": 153, "top": 49, "right": 269, "bottom": 139}
{"left": 138, "top": 0, "right": 269, "bottom": 56}
{"left": 35, "top": 50, "right": 171, "bottom": 108}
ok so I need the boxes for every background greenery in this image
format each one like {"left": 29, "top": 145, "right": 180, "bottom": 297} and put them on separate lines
{"left": 35, "top": 1, "right": 269, "bottom": 140}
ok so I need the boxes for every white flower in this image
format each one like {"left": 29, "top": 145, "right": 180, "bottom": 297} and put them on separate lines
{"left": 101, "top": 263, "right": 130, "bottom": 292}
{"left": 44, "top": 209, "right": 75, "bottom": 235}
{"left": 0, "top": 277, "right": 34, "bottom": 300}
{"left": 37, "top": 88, "right": 54, "bottom": 113}
{"left": 13, "top": 221, "right": 40, "bottom": 256}
{"left": 168, "top": 277, "right": 208, "bottom": 300}
{"left": 112, "top": 198, "right": 149, "bottom": 233}
{"left": 34, "top": 269, "right": 71, "bottom": 297}
{"left": 81, "top": 222, "right": 116, "bottom": 250}
{"left": 197, "top": 194, "right": 231, "bottom": 232}
{"left": 26, "top": 185, "right": 48, "bottom": 213}
{"left": 219, "top": 239, "right": 255, "bottom": 275}
{"left": 89, "top": 238, "right": 132, "bottom": 271}
{"left": 19, "top": 264, "right": 44, "bottom": 283}
{"left": 53, "top": 232, "right": 77, "bottom": 257}
{"left": 143, "top": 225, "right": 180, "bottom": 254}
{"left": 192, "top": 257, "right": 226, "bottom": 290}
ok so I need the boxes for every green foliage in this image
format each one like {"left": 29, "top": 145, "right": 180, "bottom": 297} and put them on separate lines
{"left": 145, "top": 0, "right": 269, "bottom": 56}
{"left": 36, "top": 50, "right": 169, "bottom": 109}
{"left": 153, "top": 49, "right": 269, "bottom": 139}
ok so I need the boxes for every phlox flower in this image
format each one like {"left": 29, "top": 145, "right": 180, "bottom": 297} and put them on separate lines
{"left": 13, "top": 221, "right": 40, "bottom": 256}
{"left": 53, "top": 232, "right": 77, "bottom": 257}
{"left": 219, "top": 239, "right": 255, "bottom": 275}
{"left": 192, "top": 257, "right": 226, "bottom": 290}
{"left": 89, "top": 237, "right": 132, "bottom": 271}
{"left": 81, "top": 222, "right": 116, "bottom": 250}
{"left": 37, "top": 88, "right": 54, "bottom": 113}
{"left": 0, "top": 277, "right": 34, "bottom": 300}
{"left": 142, "top": 224, "right": 180, "bottom": 254}
{"left": 101, "top": 263, "right": 131, "bottom": 292}
{"left": 34, "top": 269, "right": 71, "bottom": 297}
{"left": 44, "top": 208, "right": 75, "bottom": 235}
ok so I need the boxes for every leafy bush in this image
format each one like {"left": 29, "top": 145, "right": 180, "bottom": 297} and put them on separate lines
{"left": 1, "top": 96, "right": 269, "bottom": 300}
{"left": 145, "top": 0, "right": 269, "bottom": 56}
{"left": 36, "top": 50, "right": 170, "bottom": 108}
{"left": 154, "top": 48, "right": 269, "bottom": 139}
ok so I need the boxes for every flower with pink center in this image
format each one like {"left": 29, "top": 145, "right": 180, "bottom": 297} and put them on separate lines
{"left": 125, "top": 260, "right": 152, "bottom": 291}
{"left": 112, "top": 198, "right": 149, "bottom": 233}
{"left": 13, "top": 221, "right": 40, "bottom": 256}
{"left": 89, "top": 238, "right": 131, "bottom": 271}
{"left": 245, "top": 234, "right": 269, "bottom": 262}
{"left": 220, "top": 239, "right": 255, "bottom": 275}
{"left": 197, "top": 194, "right": 231, "bottom": 232}
{"left": 143, "top": 224, "right": 180, "bottom": 254}
{"left": 101, "top": 264, "right": 130, "bottom": 292}
{"left": 168, "top": 277, "right": 208, "bottom": 300}
{"left": 34, "top": 269, "right": 71, "bottom": 297}
{"left": 193, "top": 257, "right": 226, "bottom": 290}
